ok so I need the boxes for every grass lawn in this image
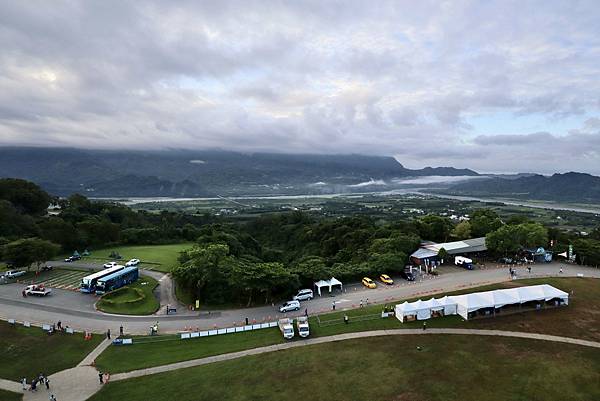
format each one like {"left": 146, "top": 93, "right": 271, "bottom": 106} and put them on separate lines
{"left": 90, "top": 335, "right": 600, "bottom": 401}
{"left": 81, "top": 243, "right": 194, "bottom": 272}
{"left": 96, "top": 277, "right": 599, "bottom": 374}
{"left": 0, "top": 321, "right": 102, "bottom": 381}
{"left": 0, "top": 389, "right": 22, "bottom": 401}
{"left": 95, "top": 328, "right": 282, "bottom": 373}
{"left": 96, "top": 275, "right": 159, "bottom": 315}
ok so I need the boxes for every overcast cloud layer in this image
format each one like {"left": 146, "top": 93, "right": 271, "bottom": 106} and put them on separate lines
{"left": 1, "top": 1, "right": 599, "bottom": 174}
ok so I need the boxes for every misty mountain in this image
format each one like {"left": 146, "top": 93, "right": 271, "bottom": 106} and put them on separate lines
{"left": 0, "top": 147, "right": 478, "bottom": 197}
{"left": 439, "top": 172, "right": 600, "bottom": 203}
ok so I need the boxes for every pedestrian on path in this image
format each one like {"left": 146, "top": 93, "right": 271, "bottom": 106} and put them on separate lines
{"left": 332, "top": 301, "right": 336, "bottom": 311}
{"left": 30, "top": 379, "right": 37, "bottom": 392}
{"left": 57, "top": 321, "right": 62, "bottom": 331}
{"left": 359, "top": 299, "right": 363, "bottom": 308}
{"left": 98, "top": 372, "right": 104, "bottom": 384}
{"left": 119, "top": 325, "right": 123, "bottom": 336}
{"left": 21, "top": 377, "right": 27, "bottom": 390}
{"left": 527, "top": 266, "right": 532, "bottom": 274}
{"left": 422, "top": 322, "right": 427, "bottom": 331}
{"left": 366, "top": 298, "right": 369, "bottom": 306}
{"left": 106, "top": 329, "right": 111, "bottom": 339}
{"left": 49, "top": 394, "right": 56, "bottom": 401}
{"left": 559, "top": 267, "right": 563, "bottom": 274}
{"left": 45, "top": 377, "right": 50, "bottom": 390}
{"left": 304, "top": 308, "right": 308, "bottom": 317}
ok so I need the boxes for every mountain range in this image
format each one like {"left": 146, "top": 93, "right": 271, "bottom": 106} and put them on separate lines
{"left": 0, "top": 147, "right": 477, "bottom": 197}
{"left": 436, "top": 172, "right": 600, "bottom": 204}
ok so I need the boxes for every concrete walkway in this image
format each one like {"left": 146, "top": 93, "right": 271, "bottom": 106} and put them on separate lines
{"left": 110, "top": 328, "right": 600, "bottom": 382}
{"left": 0, "top": 338, "right": 112, "bottom": 401}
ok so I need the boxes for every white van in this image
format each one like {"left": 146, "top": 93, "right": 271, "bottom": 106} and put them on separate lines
{"left": 293, "top": 289, "right": 314, "bottom": 301}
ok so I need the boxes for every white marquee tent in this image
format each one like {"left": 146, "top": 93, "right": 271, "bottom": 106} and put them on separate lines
{"left": 395, "top": 284, "right": 568, "bottom": 323}
{"left": 314, "top": 277, "right": 343, "bottom": 296}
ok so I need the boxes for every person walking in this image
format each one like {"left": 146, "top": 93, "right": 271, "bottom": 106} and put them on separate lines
{"left": 119, "top": 325, "right": 123, "bottom": 336}
{"left": 49, "top": 394, "right": 57, "bottom": 401}
{"left": 98, "top": 372, "right": 104, "bottom": 384}
{"left": 304, "top": 308, "right": 308, "bottom": 317}
{"left": 359, "top": 299, "right": 363, "bottom": 308}
{"left": 422, "top": 322, "right": 427, "bottom": 331}
{"left": 106, "top": 329, "right": 111, "bottom": 339}
{"left": 527, "top": 266, "right": 531, "bottom": 274}
{"left": 31, "top": 379, "right": 37, "bottom": 392}
{"left": 21, "top": 377, "right": 27, "bottom": 390}
{"left": 45, "top": 377, "right": 50, "bottom": 390}
{"left": 344, "top": 315, "right": 349, "bottom": 324}
{"left": 57, "top": 321, "right": 62, "bottom": 331}
{"left": 559, "top": 267, "right": 563, "bottom": 274}
{"left": 332, "top": 301, "right": 336, "bottom": 311}
{"left": 366, "top": 298, "right": 369, "bottom": 306}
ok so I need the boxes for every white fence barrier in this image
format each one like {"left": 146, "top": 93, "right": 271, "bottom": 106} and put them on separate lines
{"left": 180, "top": 321, "right": 278, "bottom": 340}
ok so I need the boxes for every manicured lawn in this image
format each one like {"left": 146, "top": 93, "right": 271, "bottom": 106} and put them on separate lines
{"left": 95, "top": 328, "right": 282, "bottom": 373}
{"left": 0, "top": 321, "right": 102, "bottom": 381}
{"left": 82, "top": 243, "right": 194, "bottom": 272}
{"left": 0, "top": 389, "right": 22, "bottom": 401}
{"left": 96, "top": 275, "right": 159, "bottom": 315}
{"left": 90, "top": 335, "right": 600, "bottom": 401}
{"left": 95, "top": 277, "right": 599, "bottom": 374}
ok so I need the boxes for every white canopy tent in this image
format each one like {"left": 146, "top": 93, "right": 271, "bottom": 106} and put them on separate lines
{"left": 395, "top": 301, "right": 419, "bottom": 322}
{"left": 313, "top": 277, "right": 343, "bottom": 296}
{"left": 395, "top": 284, "right": 567, "bottom": 323}
{"left": 452, "top": 284, "right": 569, "bottom": 320}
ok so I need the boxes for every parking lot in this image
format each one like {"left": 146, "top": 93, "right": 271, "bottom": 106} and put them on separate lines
{"left": 20, "top": 268, "right": 88, "bottom": 291}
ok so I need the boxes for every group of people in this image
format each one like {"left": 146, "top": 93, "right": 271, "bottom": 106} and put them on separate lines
{"left": 22, "top": 372, "right": 56, "bottom": 400}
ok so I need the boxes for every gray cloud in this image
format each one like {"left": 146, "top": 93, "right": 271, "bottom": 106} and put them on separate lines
{"left": 0, "top": 1, "right": 600, "bottom": 174}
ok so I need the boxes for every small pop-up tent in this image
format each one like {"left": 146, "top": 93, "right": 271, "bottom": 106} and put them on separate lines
{"left": 437, "top": 296, "right": 457, "bottom": 315}
{"left": 313, "top": 277, "right": 343, "bottom": 296}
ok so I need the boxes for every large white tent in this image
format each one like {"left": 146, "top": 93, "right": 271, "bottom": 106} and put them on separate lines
{"left": 395, "top": 284, "right": 568, "bottom": 323}
{"left": 314, "top": 277, "right": 343, "bottom": 296}
{"left": 450, "top": 284, "right": 568, "bottom": 320}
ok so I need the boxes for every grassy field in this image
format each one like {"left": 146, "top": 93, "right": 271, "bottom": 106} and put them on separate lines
{"left": 96, "top": 275, "right": 159, "bottom": 315}
{"left": 0, "top": 389, "right": 22, "bottom": 401}
{"left": 81, "top": 243, "right": 193, "bottom": 272}
{"left": 0, "top": 321, "right": 102, "bottom": 381}
{"left": 90, "top": 335, "right": 600, "bottom": 401}
{"left": 95, "top": 277, "right": 598, "bottom": 374}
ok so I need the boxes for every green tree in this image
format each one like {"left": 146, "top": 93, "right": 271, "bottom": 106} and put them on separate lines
{"left": 451, "top": 221, "right": 471, "bottom": 240}
{"left": 0, "top": 178, "right": 52, "bottom": 215}
{"left": 417, "top": 215, "right": 453, "bottom": 243}
{"left": 1, "top": 238, "right": 60, "bottom": 271}
{"left": 369, "top": 252, "right": 407, "bottom": 274}
{"left": 470, "top": 209, "right": 502, "bottom": 237}
{"left": 437, "top": 247, "right": 449, "bottom": 263}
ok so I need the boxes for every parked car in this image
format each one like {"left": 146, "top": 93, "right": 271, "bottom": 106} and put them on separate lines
{"left": 293, "top": 289, "right": 314, "bottom": 301}
{"left": 379, "top": 274, "right": 394, "bottom": 285}
{"left": 103, "top": 261, "right": 118, "bottom": 269}
{"left": 41, "top": 265, "right": 53, "bottom": 272}
{"left": 399, "top": 270, "right": 416, "bottom": 281}
{"left": 498, "top": 257, "right": 514, "bottom": 264}
{"left": 3, "top": 270, "right": 26, "bottom": 279}
{"left": 125, "top": 258, "right": 140, "bottom": 267}
{"left": 279, "top": 300, "right": 301, "bottom": 313}
{"left": 362, "top": 277, "right": 377, "bottom": 289}
{"left": 64, "top": 255, "right": 81, "bottom": 262}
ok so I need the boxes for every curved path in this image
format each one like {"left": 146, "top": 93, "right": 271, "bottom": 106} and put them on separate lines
{"left": 1, "top": 262, "right": 599, "bottom": 334}
{"left": 110, "top": 328, "right": 600, "bottom": 382}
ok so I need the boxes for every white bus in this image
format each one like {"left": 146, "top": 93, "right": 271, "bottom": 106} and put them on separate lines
{"left": 80, "top": 265, "right": 125, "bottom": 293}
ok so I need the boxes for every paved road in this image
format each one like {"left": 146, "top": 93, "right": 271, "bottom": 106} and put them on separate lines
{"left": 1, "top": 262, "right": 598, "bottom": 335}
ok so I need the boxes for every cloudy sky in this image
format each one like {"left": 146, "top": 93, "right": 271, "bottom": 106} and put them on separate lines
{"left": 1, "top": 1, "right": 599, "bottom": 174}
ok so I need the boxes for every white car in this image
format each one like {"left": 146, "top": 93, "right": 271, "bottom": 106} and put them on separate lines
{"left": 293, "top": 289, "right": 314, "bottom": 301}
{"left": 279, "top": 300, "right": 301, "bottom": 313}
{"left": 103, "top": 261, "right": 118, "bottom": 269}
{"left": 4, "top": 270, "right": 26, "bottom": 279}
{"left": 125, "top": 258, "right": 140, "bottom": 267}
